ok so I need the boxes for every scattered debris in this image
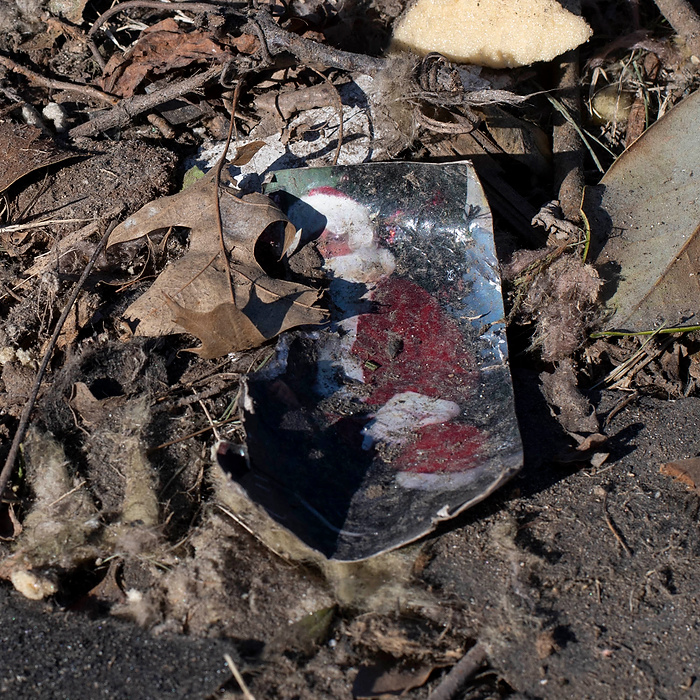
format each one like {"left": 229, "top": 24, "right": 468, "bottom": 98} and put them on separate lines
{"left": 1, "top": 0, "right": 700, "bottom": 696}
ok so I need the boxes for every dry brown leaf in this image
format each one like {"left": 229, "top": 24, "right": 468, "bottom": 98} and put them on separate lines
{"left": 230, "top": 140, "right": 266, "bottom": 166}
{"left": 660, "top": 458, "right": 700, "bottom": 493}
{"left": 0, "top": 122, "right": 77, "bottom": 193}
{"left": 107, "top": 175, "right": 327, "bottom": 358}
{"left": 99, "top": 19, "right": 230, "bottom": 98}
{"left": 583, "top": 88, "right": 700, "bottom": 332}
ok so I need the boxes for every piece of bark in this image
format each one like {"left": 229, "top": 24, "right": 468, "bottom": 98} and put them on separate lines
{"left": 653, "top": 0, "right": 700, "bottom": 58}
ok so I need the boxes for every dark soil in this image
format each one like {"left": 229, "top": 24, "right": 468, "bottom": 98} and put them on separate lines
{"left": 3, "top": 386, "right": 700, "bottom": 699}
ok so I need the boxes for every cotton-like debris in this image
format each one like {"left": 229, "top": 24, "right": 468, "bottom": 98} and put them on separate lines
{"left": 506, "top": 251, "right": 601, "bottom": 362}
{"left": 392, "top": 0, "right": 592, "bottom": 68}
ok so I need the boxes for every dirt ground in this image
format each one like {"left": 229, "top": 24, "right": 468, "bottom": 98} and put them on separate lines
{"left": 3, "top": 384, "right": 700, "bottom": 699}
{"left": 3, "top": 1, "right": 700, "bottom": 699}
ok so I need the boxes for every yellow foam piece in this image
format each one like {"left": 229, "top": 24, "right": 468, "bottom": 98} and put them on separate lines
{"left": 392, "top": 0, "right": 592, "bottom": 68}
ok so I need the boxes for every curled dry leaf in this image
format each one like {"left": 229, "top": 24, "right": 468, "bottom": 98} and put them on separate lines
{"left": 107, "top": 175, "right": 328, "bottom": 358}
{"left": 99, "top": 18, "right": 231, "bottom": 98}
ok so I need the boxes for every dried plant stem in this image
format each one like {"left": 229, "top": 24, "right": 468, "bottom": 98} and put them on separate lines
{"left": 214, "top": 76, "right": 245, "bottom": 304}
{"left": 223, "top": 653, "right": 256, "bottom": 700}
{"left": 310, "top": 68, "right": 343, "bottom": 164}
{"left": 653, "top": 0, "right": 700, "bottom": 57}
{"left": 603, "top": 492, "right": 632, "bottom": 556}
{"left": 148, "top": 415, "right": 240, "bottom": 453}
{"left": 552, "top": 0, "right": 584, "bottom": 223}
{"left": 0, "top": 219, "right": 119, "bottom": 500}
{"left": 0, "top": 218, "right": 90, "bottom": 234}
{"left": 68, "top": 67, "right": 220, "bottom": 138}
{"left": 428, "top": 642, "right": 488, "bottom": 700}
{"left": 0, "top": 55, "right": 117, "bottom": 106}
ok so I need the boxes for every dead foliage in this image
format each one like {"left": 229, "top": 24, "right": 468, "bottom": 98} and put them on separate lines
{"left": 106, "top": 173, "right": 328, "bottom": 357}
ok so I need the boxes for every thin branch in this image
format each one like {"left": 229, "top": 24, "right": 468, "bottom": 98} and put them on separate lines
{"left": 603, "top": 492, "right": 633, "bottom": 556}
{"left": 0, "top": 55, "right": 118, "bottom": 106}
{"left": 68, "top": 66, "right": 220, "bottom": 138}
{"left": 251, "top": 9, "right": 386, "bottom": 75}
{"left": 310, "top": 68, "right": 343, "bottom": 164}
{"left": 0, "top": 219, "right": 90, "bottom": 235}
{"left": 427, "top": 643, "right": 488, "bottom": 700}
{"left": 223, "top": 653, "right": 256, "bottom": 700}
{"left": 214, "top": 76, "right": 244, "bottom": 305}
{"left": 147, "top": 415, "right": 240, "bottom": 453}
{"left": 0, "top": 218, "right": 120, "bottom": 500}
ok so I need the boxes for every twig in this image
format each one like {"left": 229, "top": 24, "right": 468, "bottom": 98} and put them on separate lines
{"left": 653, "top": 0, "right": 700, "bottom": 58}
{"left": 551, "top": 0, "right": 585, "bottom": 223}
{"left": 47, "top": 480, "right": 87, "bottom": 508}
{"left": 68, "top": 67, "right": 220, "bottom": 138}
{"left": 251, "top": 9, "right": 386, "bottom": 75}
{"left": 223, "top": 653, "right": 256, "bottom": 700}
{"left": 427, "top": 643, "right": 488, "bottom": 700}
{"left": 597, "top": 332, "right": 675, "bottom": 390}
{"left": 603, "top": 390, "right": 639, "bottom": 429}
{"left": 310, "top": 68, "right": 343, "bottom": 164}
{"left": 214, "top": 75, "right": 245, "bottom": 303}
{"left": 603, "top": 492, "right": 632, "bottom": 556}
{"left": 147, "top": 415, "right": 240, "bottom": 453}
{"left": 0, "top": 218, "right": 90, "bottom": 235}
{"left": 0, "top": 55, "right": 118, "bottom": 106}
{"left": 88, "top": 0, "right": 239, "bottom": 70}
{"left": 0, "top": 218, "right": 119, "bottom": 500}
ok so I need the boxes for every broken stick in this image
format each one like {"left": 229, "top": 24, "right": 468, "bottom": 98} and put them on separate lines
{"left": 68, "top": 67, "right": 220, "bottom": 138}
{"left": 0, "top": 55, "right": 117, "bottom": 106}
{"left": 428, "top": 642, "right": 488, "bottom": 700}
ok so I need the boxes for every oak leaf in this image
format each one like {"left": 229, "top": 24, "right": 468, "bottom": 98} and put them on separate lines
{"left": 107, "top": 175, "right": 327, "bottom": 358}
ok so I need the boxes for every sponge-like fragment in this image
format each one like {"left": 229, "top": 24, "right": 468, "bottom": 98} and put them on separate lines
{"left": 392, "top": 0, "right": 592, "bottom": 68}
